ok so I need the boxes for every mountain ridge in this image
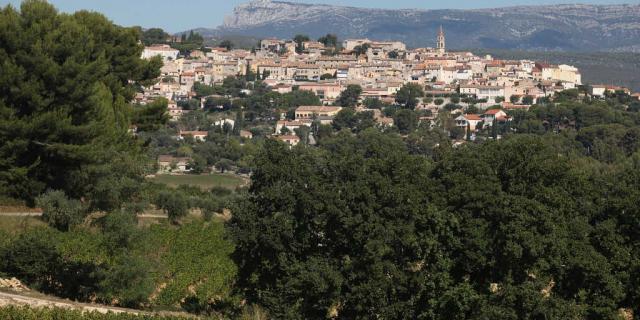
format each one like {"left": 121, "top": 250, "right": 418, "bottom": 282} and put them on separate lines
{"left": 196, "top": 0, "right": 640, "bottom": 52}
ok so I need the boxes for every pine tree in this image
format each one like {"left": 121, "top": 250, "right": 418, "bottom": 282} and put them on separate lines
{"left": 0, "top": 0, "right": 161, "bottom": 208}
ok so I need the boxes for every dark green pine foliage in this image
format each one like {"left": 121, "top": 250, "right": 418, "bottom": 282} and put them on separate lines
{"left": 0, "top": 0, "right": 161, "bottom": 208}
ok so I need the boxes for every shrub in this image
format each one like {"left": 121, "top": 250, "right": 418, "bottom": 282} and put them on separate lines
{"left": 155, "top": 191, "right": 188, "bottom": 223}
{"left": 36, "top": 190, "right": 87, "bottom": 232}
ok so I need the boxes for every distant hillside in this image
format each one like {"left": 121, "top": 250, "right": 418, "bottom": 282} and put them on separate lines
{"left": 196, "top": 0, "right": 640, "bottom": 52}
{"left": 473, "top": 49, "right": 640, "bottom": 91}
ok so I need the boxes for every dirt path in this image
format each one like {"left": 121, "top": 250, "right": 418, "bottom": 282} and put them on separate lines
{"left": 0, "top": 212, "right": 42, "bottom": 217}
{"left": 0, "top": 212, "right": 169, "bottom": 219}
{"left": 0, "top": 291, "right": 140, "bottom": 315}
{"left": 0, "top": 291, "right": 195, "bottom": 318}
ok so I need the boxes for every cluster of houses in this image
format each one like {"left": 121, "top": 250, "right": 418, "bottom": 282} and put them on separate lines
{"left": 139, "top": 28, "right": 588, "bottom": 109}
{"left": 141, "top": 29, "right": 640, "bottom": 172}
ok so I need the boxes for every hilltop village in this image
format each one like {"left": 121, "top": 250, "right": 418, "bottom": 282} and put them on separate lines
{"left": 138, "top": 28, "right": 635, "bottom": 155}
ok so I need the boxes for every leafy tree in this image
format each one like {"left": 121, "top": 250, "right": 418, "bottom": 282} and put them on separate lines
{"left": 444, "top": 103, "right": 461, "bottom": 112}
{"left": 204, "top": 96, "right": 231, "bottom": 111}
{"left": 363, "top": 97, "right": 385, "bottom": 109}
{"left": 294, "top": 126, "right": 311, "bottom": 145}
{"left": 193, "top": 82, "right": 217, "bottom": 98}
{"left": 188, "top": 154, "right": 208, "bottom": 174}
{"left": 353, "top": 43, "right": 371, "bottom": 56}
{"left": 332, "top": 108, "right": 357, "bottom": 131}
{"left": 393, "top": 109, "right": 418, "bottom": 134}
{"left": 141, "top": 27, "right": 169, "bottom": 45}
{"left": 466, "top": 105, "right": 480, "bottom": 114}
{"left": 320, "top": 73, "right": 335, "bottom": 80}
{"left": 395, "top": 83, "right": 425, "bottom": 109}
{"left": 332, "top": 108, "right": 375, "bottom": 133}
{"left": 156, "top": 191, "right": 188, "bottom": 223}
{"left": 198, "top": 196, "right": 223, "bottom": 221}
{"left": 434, "top": 98, "right": 445, "bottom": 106}
{"left": 449, "top": 126, "right": 466, "bottom": 139}
{"left": 177, "top": 98, "right": 201, "bottom": 111}
{"left": 315, "top": 124, "right": 334, "bottom": 144}
{"left": 132, "top": 98, "right": 169, "bottom": 132}
{"left": 219, "top": 40, "right": 234, "bottom": 50}
{"left": 36, "top": 190, "right": 87, "bottom": 232}
{"left": 354, "top": 111, "right": 376, "bottom": 133}
{"left": 97, "top": 254, "right": 153, "bottom": 308}
{"left": 0, "top": 228, "right": 62, "bottom": 292}
{"left": 0, "top": 0, "right": 161, "bottom": 206}
{"left": 229, "top": 134, "right": 454, "bottom": 318}
{"left": 293, "top": 34, "right": 310, "bottom": 53}
{"left": 216, "top": 158, "right": 234, "bottom": 173}
{"left": 337, "top": 85, "right": 362, "bottom": 108}
{"left": 187, "top": 30, "right": 203, "bottom": 43}
{"left": 522, "top": 95, "right": 535, "bottom": 105}
{"left": 318, "top": 34, "right": 338, "bottom": 48}
{"left": 406, "top": 125, "right": 451, "bottom": 158}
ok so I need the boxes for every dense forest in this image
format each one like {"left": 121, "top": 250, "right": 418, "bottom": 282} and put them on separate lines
{"left": 2, "top": 1, "right": 640, "bottom": 319}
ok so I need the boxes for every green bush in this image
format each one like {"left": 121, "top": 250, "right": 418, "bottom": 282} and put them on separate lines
{"left": 36, "top": 190, "right": 87, "bottom": 232}
{"left": 155, "top": 191, "right": 188, "bottom": 223}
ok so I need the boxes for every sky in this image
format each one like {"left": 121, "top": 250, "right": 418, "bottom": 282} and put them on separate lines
{"left": 1, "top": 0, "right": 637, "bottom": 33}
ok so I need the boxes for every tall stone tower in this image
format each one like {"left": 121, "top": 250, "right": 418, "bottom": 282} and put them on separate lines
{"left": 436, "top": 25, "right": 446, "bottom": 54}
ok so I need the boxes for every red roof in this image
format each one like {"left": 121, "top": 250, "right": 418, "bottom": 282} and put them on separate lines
{"left": 180, "top": 131, "right": 208, "bottom": 136}
{"left": 484, "top": 109, "right": 503, "bottom": 115}
{"left": 465, "top": 114, "right": 482, "bottom": 121}
{"left": 277, "top": 135, "right": 300, "bottom": 142}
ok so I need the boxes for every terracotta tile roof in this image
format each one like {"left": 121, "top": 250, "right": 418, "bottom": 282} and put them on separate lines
{"left": 484, "top": 109, "right": 503, "bottom": 115}
{"left": 296, "top": 106, "right": 341, "bottom": 113}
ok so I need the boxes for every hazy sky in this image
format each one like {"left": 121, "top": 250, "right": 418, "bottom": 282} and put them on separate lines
{"left": 1, "top": 0, "right": 637, "bottom": 32}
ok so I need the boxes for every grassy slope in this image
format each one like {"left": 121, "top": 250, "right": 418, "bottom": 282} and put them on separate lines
{"left": 0, "top": 217, "right": 46, "bottom": 236}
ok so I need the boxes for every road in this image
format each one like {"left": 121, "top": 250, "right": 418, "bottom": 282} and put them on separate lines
{"left": 0, "top": 212, "right": 168, "bottom": 219}
{"left": 0, "top": 291, "right": 195, "bottom": 317}
{"left": 0, "top": 291, "right": 140, "bottom": 315}
{"left": 0, "top": 212, "right": 42, "bottom": 217}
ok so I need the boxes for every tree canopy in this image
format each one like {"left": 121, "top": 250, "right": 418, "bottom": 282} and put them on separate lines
{"left": 395, "top": 83, "right": 425, "bottom": 109}
{"left": 336, "top": 84, "right": 362, "bottom": 108}
{"left": 0, "top": 0, "right": 161, "bottom": 207}
{"left": 229, "top": 123, "right": 640, "bottom": 318}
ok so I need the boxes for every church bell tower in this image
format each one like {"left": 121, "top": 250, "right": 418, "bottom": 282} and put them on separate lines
{"left": 437, "top": 25, "right": 446, "bottom": 54}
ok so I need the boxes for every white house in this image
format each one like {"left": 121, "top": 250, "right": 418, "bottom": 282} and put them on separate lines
{"left": 275, "top": 120, "right": 312, "bottom": 134}
{"left": 142, "top": 45, "right": 179, "bottom": 61}
{"left": 157, "top": 155, "right": 191, "bottom": 173}
{"left": 214, "top": 118, "right": 235, "bottom": 130}
{"left": 455, "top": 114, "right": 483, "bottom": 131}
{"left": 482, "top": 109, "right": 509, "bottom": 127}
{"left": 179, "top": 131, "right": 208, "bottom": 142}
